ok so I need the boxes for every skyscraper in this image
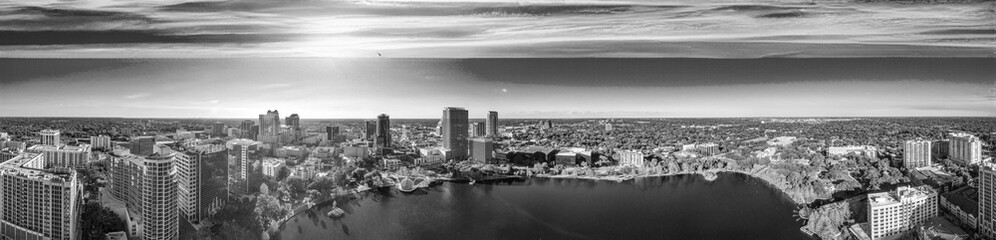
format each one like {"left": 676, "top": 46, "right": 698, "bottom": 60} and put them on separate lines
{"left": 109, "top": 148, "right": 179, "bottom": 240}
{"left": 39, "top": 129, "right": 60, "bottom": 146}
{"left": 239, "top": 120, "right": 255, "bottom": 139}
{"left": 471, "top": 122, "right": 486, "bottom": 137}
{"left": 258, "top": 110, "right": 281, "bottom": 142}
{"left": 226, "top": 139, "right": 261, "bottom": 197}
{"left": 949, "top": 133, "right": 982, "bottom": 165}
{"left": 375, "top": 114, "right": 391, "bottom": 150}
{"left": 365, "top": 121, "right": 376, "bottom": 141}
{"left": 326, "top": 126, "right": 340, "bottom": 141}
{"left": 442, "top": 107, "right": 469, "bottom": 160}
{"left": 980, "top": 163, "right": 996, "bottom": 239}
{"left": 211, "top": 122, "right": 225, "bottom": 137}
{"left": 903, "top": 140, "right": 932, "bottom": 169}
{"left": 0, "top": 152, "right": 80, "bottom": 240}
{"left": 285, "top": 113, "right": 300, "bottom": 130}
{"left": 469, "top": 137, "right": 494, "bottom": 163}
{"left": 178, "top": 144, "right": 228, "bottom": 225}
{"left": 486, "top": 111, "right": 498, "bottom": 137}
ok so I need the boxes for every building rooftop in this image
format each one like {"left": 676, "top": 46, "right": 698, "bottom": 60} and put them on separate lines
{"left": 27, "top": 144, "right": 91, "bottom": 153}
{"left": 0, "top": 153, "right": 75, "bottom": 183}
{"left": 919, "top": 216, "right": 969, "bottom": 240}
{"left": 941, "top": 186, "right": 978, "bottom": 217}
{"left": 868, "top": 186, "right": 935, "bottom": 207}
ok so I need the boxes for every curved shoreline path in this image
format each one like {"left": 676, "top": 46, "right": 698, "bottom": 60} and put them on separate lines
{"left": 277, "top": 172, "right": 811, "bottom": 240}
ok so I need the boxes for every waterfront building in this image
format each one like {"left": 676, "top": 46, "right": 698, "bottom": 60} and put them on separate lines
{"left": 442, "top": 107, "right": 469, "bottom": 160}
{"left": 382, "top": 158, "right": 402, "bottom": 171}
{"left": 949, "top": 133, "right": 982, "bottom": 165}
{"left": 979, "top": 163, "right": 996, "bottom": 238}
{"left": 108, "top": 149, "right": 179, "bottom": 240}
{"left": 130, "top": 136, "right": 156, "bottom": 156}
{"left": 556, "top": 151, "right": 578, "bottom": 166}
{"left": 375, "top": 114, "right": 392, "bottom": 151}
{"left": 417, "top": 148, "right": 447, "bottom": 166}
{"left": 211, "top": 122, "right": 225, "bottom": 137}
{"left": 0, "top": 152, "right": 80, "bottom": 240}
{"left": 617, "top": 150, "right": 645, "bottom": 167}
{"left": 469, "top": 137, "right": 494, "bottom": 164}
{"left": 904, "top": 139, "right": 932, "bottom": 169}
{"left": 262, "top": 158, "right": 285, "bottom": 178}
{"left": 828, "top": 146, "right": 878, "bottom": 158}
{"left": 178, "top": 144, "right": 228, "bottom": 225}
{"left": 486, "top": 111, "right": 498, "bottom": 137}
{"left": 91, "top": 135, "right": 113, "bottom": 150}
{"left": 40, "top": 129, "right": 61, "bottom": 146}
{"left": 258, "top": 110, "right": 281, "bottom": 143}
{"left": 26, "top": 144, "right": 92, "bottom": 169}
{"left": 867, "top": 186, "right": 938, "bottom": 240}
{"left": 226, "top": 139, "right": 261, "bottom": 197}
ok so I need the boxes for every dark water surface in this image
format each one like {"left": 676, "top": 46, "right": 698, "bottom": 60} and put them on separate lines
{"left": 278, "top": 172, "right": 812, "bottom": 240}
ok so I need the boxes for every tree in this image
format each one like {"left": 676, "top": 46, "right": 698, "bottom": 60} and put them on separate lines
{"left": 254, "top": 194, "right": 291, "bottom": 233}
{"left": 284, "top": 176, "right": 308, "bottom": 196}
{"left": 78, "top": 202, "right": 127, "bottom": 240}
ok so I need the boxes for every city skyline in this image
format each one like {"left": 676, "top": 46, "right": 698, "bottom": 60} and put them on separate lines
{"left": 0, "top": 58, "right": 993, "bottom": 119}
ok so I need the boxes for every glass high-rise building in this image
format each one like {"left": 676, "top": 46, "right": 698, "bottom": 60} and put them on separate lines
{"left": 375, "top": 114, "right": 391, "bottom": 150}
{"left": 258, "top": 110, "right": 281, "bottom": 142}
{"left": 486, "top": 111, "right": 498, "bottom": 137}
{"left": 442, "top": 107, "right": 469, "bottom": 160}
{"left": 226, "top": 139, "right": 261, "bottom": 197}
{"left": 178, "top": 144, "right": 228, "bottom": 224}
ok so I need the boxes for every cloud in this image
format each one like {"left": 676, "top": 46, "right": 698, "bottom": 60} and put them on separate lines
{"left": 124, "top": 93, "right": 151, "bottom": 99}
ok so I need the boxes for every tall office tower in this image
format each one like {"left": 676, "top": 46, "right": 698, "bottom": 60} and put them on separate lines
{"left": 109, "top": 149, "right": 179, "bottom": 240}
{"left": 375, "top": 114, "right": 391, "bottom": 150}
{"left": 469, "top": 137, "right": 494, "bottom": 163}
{"left": 981, "top": 163, "right": 996, "bottom": 239}
{"left": 903, "top": 140, "right": 932, "bottom": 169}
{"left": 867, "top": 186, "right": 938, "bottom": 240}
{"left": 226, "top": 139, "right": 261, "bottom": 197}
{"left": 239, "top": 120, "right": 254, "bottom": 138}
{"left": 39, "top": 129, "right": 61, "bottom": 146}
{"left": 364, "top": 121, "right": 376, "bottom": 141}
{"left": 249, "top": 126, "right": 260, "bottom": 141}
{"left": 285, "top": 114, "right": 300, "bottom": 130}
{"left": 326, "top": 126, "right": 340, "bottom": 141}
{"left": 211, "top": 122, "right": 225, "bottom": 137}
{"left": 178, "top": 144, "right": 228, "bottom": 224}
{"left": 130, "top": 136, "right": 156, "bottom": 156}
{"left": 258, "top": 110, "right": 281, "bottom": 139}
{"left": 486, "top": 111, "right": 498, "bottom": 137}
{"left": 932, "top": 140, "right": 950, "bottom": 160}
{"left": 442, "top": 107, "right": 469, "bottom": 160}
{"left": 0, "top": 153, "right": 80, "bottom": 240}
{"left": 91, "top": 135, "right": 112, "bottom": 150}
{"left": 949, "top": 133, "right": 983, "bottom": 165}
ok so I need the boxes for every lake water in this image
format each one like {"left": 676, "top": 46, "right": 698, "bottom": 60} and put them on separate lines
{"left": 277, "top": 172, "right": 812, "bottom": 240}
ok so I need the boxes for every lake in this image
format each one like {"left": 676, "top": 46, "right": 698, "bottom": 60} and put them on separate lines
{"left": 277, "top": 172, "right": 812, "bottom": 240}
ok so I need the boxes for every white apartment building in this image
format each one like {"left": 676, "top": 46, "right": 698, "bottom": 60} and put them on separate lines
{"left": 903, "top": 140, "right": 932, "bottom": 169}
{"left": 109, "top": 149, "right": 179, "bottom": 240}
{"left": 0, "top": 152, "right": 80, "bottom": 240}
{"left": 27, "top": 144, "right": 92, "bottom": 169}
{"left": 867, "top": 186, "right": 938, "bottom": 240}
{"left": 617, "top": 150, "right": 645, "bottom": 167}
{"left": 949, "top": 133, "right": 982, "bottom": 165}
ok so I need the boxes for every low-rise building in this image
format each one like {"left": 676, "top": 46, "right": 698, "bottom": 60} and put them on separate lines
{"left": 829, "top": 146, "right": 878, "bottom": 158}
{"left": 939, "top": 186, "right": 977, "bottom": 231}
{"left": 26, "top": 144, "right": 92, "bottom": 169}
{"left": 262, "top": 158, "right": 286, "bottom": 178}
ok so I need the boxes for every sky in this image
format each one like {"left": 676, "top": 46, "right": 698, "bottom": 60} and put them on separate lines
{"left": 0, "top": 0, "right": 993, "bottom": 57}
{"left": 0, "top": 0, "right": 992, "bottom": 118}
{"left": 0, "top": 58, "right": 993, "bottom": 118}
